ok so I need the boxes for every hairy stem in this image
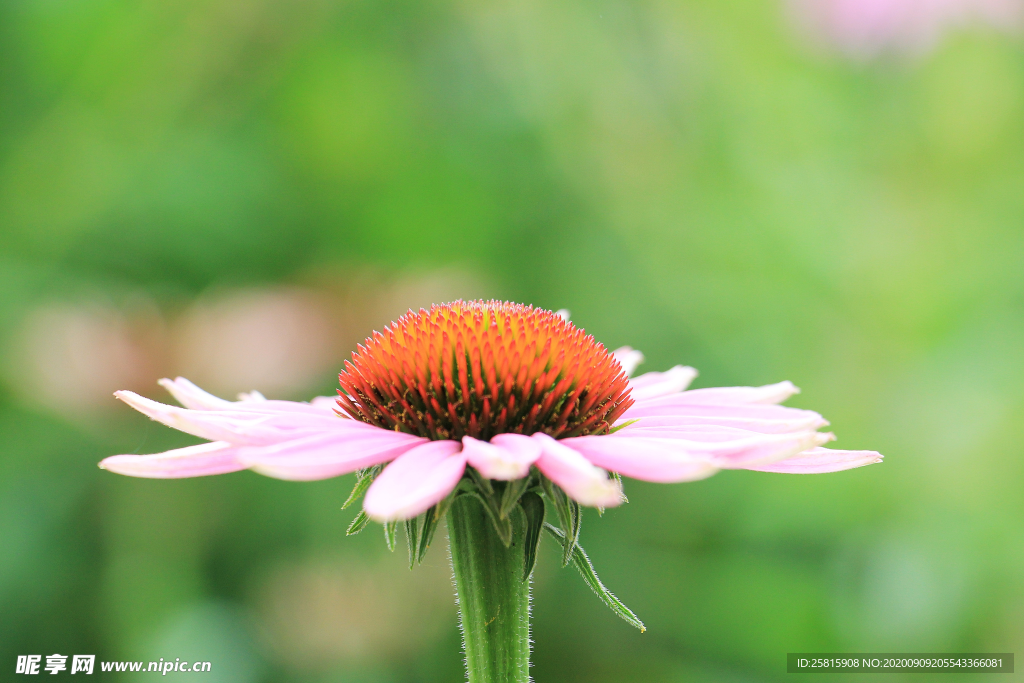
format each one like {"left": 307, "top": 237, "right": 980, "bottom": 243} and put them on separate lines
{"left": 448, "top": 495, "right": 531, "bottom": 683}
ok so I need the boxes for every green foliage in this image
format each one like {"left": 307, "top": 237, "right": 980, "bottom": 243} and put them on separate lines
{"left": 543, "top": 523, "right": 645, "bottom": 633}
{"left": 541, "top": 476, "right": 581, "bottom": 566}
{"left": 345, "top": 509, "right": 371, "bottom": 536}
{"left": 519, "top": 492, "right": 546, "bottom": 582}
{"left": 341, "top": 465, "right": 383, "bottom": 510}
{"left": 417, "top": 505, "right": 441, "bottom": 564}
{"left": 404, "top": 516, "right": 420, "bottom": 570}
{"left": 384, "top": 521, "right": 398, "bottom": 552}
{"left": 2, "top": 0, "right": 1023, "bottom": 680}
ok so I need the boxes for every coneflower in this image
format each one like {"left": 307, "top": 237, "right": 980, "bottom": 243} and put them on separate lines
{"left": 102, "top": 301, "right": 882, "bottom": 683}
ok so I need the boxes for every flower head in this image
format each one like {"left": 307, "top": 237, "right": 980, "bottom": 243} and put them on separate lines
{"left": 337, "top": 301, "right": 632, "bottom": 440}
{"left": 101, "top": 301, "right": 882, "bottom": 531}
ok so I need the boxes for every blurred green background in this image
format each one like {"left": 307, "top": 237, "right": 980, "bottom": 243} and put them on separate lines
{"left": 2, "top": 0, "right": 1023, "bottom": 680}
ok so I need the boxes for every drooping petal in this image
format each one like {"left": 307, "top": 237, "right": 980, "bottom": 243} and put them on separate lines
{"left": 611, "top": 346, "right": 645, "bottom": 378}
{"left": 236, "top": 390, "right": 266, "bottom": 401}
{"left": 659, "top": 380, "right": 799, "bottom": 405}
{"left": 363, "top": 441, "right": 467, "bottom": 522}
{"left": 115, "top": 391, "right": 288, "bottom": 445}
{"left": 612, "top": 424, "right": 759, "bottom": 440}
{"left": 159, "top": 377, "right": 337, "bottom": 415}
{"left": 99, "top": 441, "right": 245, "bottom": 478}
{"left": 617, "top": 423, "right": 810, "bottom": 440}
{"left": 229, "top": 410, "right": 367, "bottom": 432}
{"left": 744, "top": 447, "right": 883, "bottom": 473}
{"left": 462, "top": 434, "right": 541, "bottom": 480}
{"left": 532, "top": 433, "right": 623, "bottom": 507}
{"left": 604, "top": 430, "right": 835, "bottom": 467}
{"left": 628, "top": 365, "right": 699, "bottom": 400}
{"left": 563, "top": 434, "right": 719, "bottom": 483}
{"left": 233, "top": 396, "right": 340, "bottom": 415}
{"left": 622, "top": 398, "right": 823, "bottom": 424}
{"left": 237, "top": 430, "right": 426, "bottom": 481}
{"left": 115, "top": 390, "right": 364, "bottom": 446}
{"left": 618, "top": 412, "right": 828, "bottom": 433}
{"left": 158, "top": 377, "right": 238, "bottom": 410}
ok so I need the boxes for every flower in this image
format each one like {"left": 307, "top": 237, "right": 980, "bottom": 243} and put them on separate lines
{"left": 790, "top": 0, "right": 1022, "bottom": 60}
{"left": 101, "top": 301, "right": 882, "bottom": 523}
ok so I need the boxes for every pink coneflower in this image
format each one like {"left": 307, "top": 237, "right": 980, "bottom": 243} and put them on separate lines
{"left": 102, "top": 301, "right": 881, "bottom": 521}
{"left": 790, "top": 0, "right": 1022, "bottom": 60}
{"left": 102, "top": 301, "right": 883, "bottom": 676}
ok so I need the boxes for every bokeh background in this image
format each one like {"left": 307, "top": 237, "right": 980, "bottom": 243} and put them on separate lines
{"left": 2, "top": 0, "right": 1023, "bottom": 680}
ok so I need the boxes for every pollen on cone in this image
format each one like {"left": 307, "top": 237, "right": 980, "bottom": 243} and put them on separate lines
{"left": 337, "top": 301, "right": 633, "bottom": 441}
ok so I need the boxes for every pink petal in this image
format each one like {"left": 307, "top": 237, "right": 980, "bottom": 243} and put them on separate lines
{"left": 234, "top": 396, "right": 340, "bottom": 415}
{"left": 663, "top": 380, "right": 799, "bottom": 405}
{"left": 232, "top": 410, "right": 368, "bottom": 432}
{"left": 116, "top": 391, "right": 287, "bottom": 445}
{"left": 310, "top": 395, "right": 342, "bottom": 411}
{"left": 613, "top": 424, "right": 756, "bottom": 439}
{"left": 623, "top": 398, "right": 822, "bottom": 423}
{"left": 616, "top": 424, "right": 793, "bottom": 440}
{"left": 532, "top": 433, "right": 623, "bottom": 507}
{"left": 463, "top": 434, "right": 541, "bottom": 480}
{"left": 116, "top": 390, "right": 367, "bottom": 446}
{"left": 159, "top": 377, "right": 336, "bottom": 415}
{"left": 606, "top": 431, "right": 835, "bottom": 467}
{"left": 619, "top": 412, "right": 828, "bottom": 433}
{"left": 562, "top": 434, "right": 719, "bottom": 483}
{"left": 628, "top": 365, "right": 699, "bottom": 400}
{"left": 99, "top": 441, "right": 245, "bottom": 478}
{"left": 744, "top": 447, "right": 884, "bottom": 473}
{"left": 237, "top": 430, "right": 427, "bottom": 481}
{"left": 363, "top": 441, "right": 467, "bottom": 521}
{"left": 158, "top": 377, "right": 237, "bottom": 410}
{"left": 611, "top": 346, "right": 645, "bottom": 377}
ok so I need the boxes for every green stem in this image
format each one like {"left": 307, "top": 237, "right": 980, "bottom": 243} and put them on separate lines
{"left": 448, "top": 495, "right": 531, "bottom": 683}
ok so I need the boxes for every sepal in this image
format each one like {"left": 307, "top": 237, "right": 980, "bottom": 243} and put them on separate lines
{"left": 541, "top": 476, "right": 580, "bottom": 566}
{"left": 520, "top": 492, "right": 545, "bottom": 582}
{"left": 610, "top": 472, "right": 627, "bottom": 503}
{"left": 405, "top": 516, "right": 421, "bottom": 569}
{"left": 465, "top": 491, "right": 513, "bottom": 546}
{"left": 384, "top": 520, "right": 398, "bottom": 551}
{"left": 417, "top": 505, "right": 440, "bottom": 564}
{"left": 346, "top": 510, "right": 371, "bottom": 536}
{"left": 500, "top": 474, "right": 534, "bottom": 519}
{"left": 543, "top": 523, "right": 645, "bottom": 632}
{"left": 342, "top": 465, "right": 383, "bottom": 509}
{"left": 465, "top": 466, "right": 495, "bottom": 496}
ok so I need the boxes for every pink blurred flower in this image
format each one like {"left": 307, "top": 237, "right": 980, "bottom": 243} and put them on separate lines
{"left": 101, "top": 302, "right": 882, "bottom": 522}
{"left": 790, "top": 0, "right": 1022, "bottom": 59}
{"left": 8, "top": 300, "right": 161, "bottom": 413}
{"left": 173, "top": 287, "right": 339, "bottom": 399}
